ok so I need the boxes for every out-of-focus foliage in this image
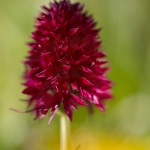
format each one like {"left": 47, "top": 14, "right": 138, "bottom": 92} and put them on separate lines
{"left": 0, "top": 0, "right": 150, "bottom": 149}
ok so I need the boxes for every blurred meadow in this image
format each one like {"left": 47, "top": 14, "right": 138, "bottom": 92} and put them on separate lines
{"left": 0, "top": 0, "right": 150, "bottom": 149}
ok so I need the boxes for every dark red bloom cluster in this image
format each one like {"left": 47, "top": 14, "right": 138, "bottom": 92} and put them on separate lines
{"left": 22, "top": 0, "right": 112, "bottom": 124}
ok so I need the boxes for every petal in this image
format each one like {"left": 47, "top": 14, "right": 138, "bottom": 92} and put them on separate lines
{"left": 79, "top": 86, "right": 83, "bottom": 98}
{"left": 28, "top": 67, "right": 39, "bottom": 76}
{"left": 71, "top": 82, "right": 78, "bottom": 91}
{"left": 78, "top": 77, "right": 93, "bottom": 86}
{"left": 22, "top": 87, "right": 37, "bottom": 95}
{"left": 41, "top": 52, "right": 52, "bottom": 67}
{"left": 70, "top": 99, "right": 77, "bottom": 110}
{"left": 69, "top": 28, "right": 78, "bottom": 36}
{"left": 35, "top": 82, "right": 42, "bottom": 88}
{"left": 70, "top": 93, "right": 86, "bottom": 106}
{"left": 48, "top": 105, "right": 58, "bottom": 125}
{"left": 61, "top": 46, "right": 68, "bottom": 52}
{"left": 36, "top": 69, "right": 46, "bottom": 77}
{"left": 83, "top": 89, "right": 92, "bottom": 100}
{"left": 40, "top": 108, "right": 48, "bottom": 119}
{"left": 62, "top": 65, "right": 70, "bottom": 71}
{"left": 96, "top": 100, "right": 105, "bottom": 112}
{"left": 63, "top": 100, "right": 72, "bottom": 121}
{"left": 80, "top": 66, "right": 92, "bottom": 73}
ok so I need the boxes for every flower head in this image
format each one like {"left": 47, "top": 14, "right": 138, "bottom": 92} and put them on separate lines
{"left": 22, "top": 0, "right": 112, "bottom": 124}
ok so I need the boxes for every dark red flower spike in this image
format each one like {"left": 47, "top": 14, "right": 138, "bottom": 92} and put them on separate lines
{"left": 22, "top": 0, "right": 112, "bottom": 124}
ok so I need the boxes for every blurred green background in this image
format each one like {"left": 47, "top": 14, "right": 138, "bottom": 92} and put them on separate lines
{"left": 0, "top": 0, "right": 150, "bottom": 149}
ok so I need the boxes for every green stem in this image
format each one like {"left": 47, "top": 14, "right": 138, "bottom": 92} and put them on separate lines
{"left": 59, "top": 112, "right": 71, "bottom": 150}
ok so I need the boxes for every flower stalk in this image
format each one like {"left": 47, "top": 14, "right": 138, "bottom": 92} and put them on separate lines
{"left": 59, "top": 113, "right": 71, "bottom": 150}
